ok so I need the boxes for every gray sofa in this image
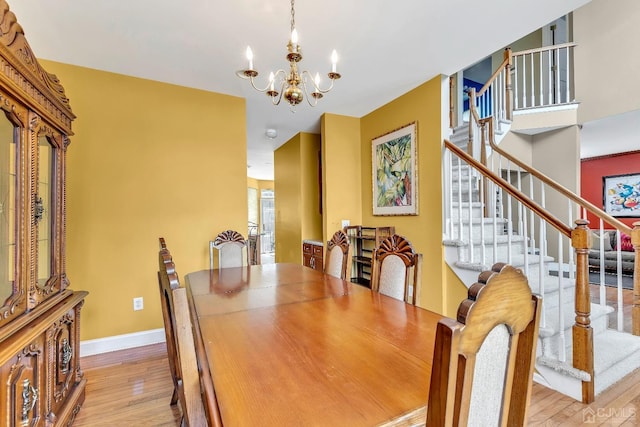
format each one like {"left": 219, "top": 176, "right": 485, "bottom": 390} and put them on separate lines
{"left": 588, "top": 230, "right": 635, "bottom": 276}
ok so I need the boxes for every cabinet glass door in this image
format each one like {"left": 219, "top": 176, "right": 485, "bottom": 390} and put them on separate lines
{"left": 37, "top": 135, "right": 54, "bottom": 287}
{"left": 0, "top": 113, "right": 15, "bottom": 305}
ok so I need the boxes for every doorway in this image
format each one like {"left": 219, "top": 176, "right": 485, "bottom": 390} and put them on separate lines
{"left": 260, "top": 189, "right": 275, "bottom": 263}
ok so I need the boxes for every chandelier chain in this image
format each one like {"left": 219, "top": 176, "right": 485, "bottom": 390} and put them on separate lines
{"left": 290, "top": 0, "right": 295, "bottom": 33}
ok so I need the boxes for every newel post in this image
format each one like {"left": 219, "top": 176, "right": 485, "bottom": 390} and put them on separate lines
{"left": 632, "top": 222, "right": 640, "bottom": 335}
{"left": 571, "top": 219, "right": 594, "bottom": 403}
{"left": 467, "top": 87, "right": 476, "bottom": 156}
{"left": 504, "top": 48, "right": 513, "bottom": 121}
{"left": 449, "top": 75, "right": 455, "bottom": 129}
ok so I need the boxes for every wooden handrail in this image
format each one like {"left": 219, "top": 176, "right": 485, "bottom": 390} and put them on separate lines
{"left": 512, "top": 42, "right": 577, "bottom": 57}
{"left": 476, "top": 55, "right": 509, "bottom": 97}
{"left": 487, "top": 132, "right": 632, "bottom": 234}
{"left": 445, "top": 139, "right": 572, "bottom": 237}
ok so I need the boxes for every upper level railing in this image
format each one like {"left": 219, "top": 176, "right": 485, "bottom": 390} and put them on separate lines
{"left": 512, "top": 42, "right": 577, "bottom": 109}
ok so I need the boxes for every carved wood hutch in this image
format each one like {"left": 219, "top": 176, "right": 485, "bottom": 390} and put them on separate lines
{"left": 0, "top": 2, "right": 87, "bottom": 425}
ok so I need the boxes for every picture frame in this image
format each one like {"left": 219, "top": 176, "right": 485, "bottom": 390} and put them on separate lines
{"left": 603, "top": 172, "right": 640, "bottom": 217}
{"left": 372, "top": 122, "right": 418, "bottom": 216}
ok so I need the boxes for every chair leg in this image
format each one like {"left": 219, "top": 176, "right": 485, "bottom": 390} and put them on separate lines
{"left": 170, "top": 385, "right": 179, "bottom": 405}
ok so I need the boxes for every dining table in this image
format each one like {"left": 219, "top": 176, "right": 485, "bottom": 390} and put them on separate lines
{"left": 184, "top": 262, "right": 444, "bottom": 426}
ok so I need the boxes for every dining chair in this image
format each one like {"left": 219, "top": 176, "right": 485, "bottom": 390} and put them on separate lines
{"left": 172, "top": 287, "right": 208, "bottom": 427}
{"left": 324, "top": 229, "right": 352, "bottom": 280}
{"left": 426, "top": 263, "right": 541, "bottom": 427}
{"left": 370, "top": 234, "right": 422, "bottom": 304}
{"left": 209, "top": 229, "right": 247, "bottom": 269}
{"left": 157, "top": 237, "right": 181, "bottom": 406}
{"left": 158, "top": 238, "right": 222, "bottom": 426}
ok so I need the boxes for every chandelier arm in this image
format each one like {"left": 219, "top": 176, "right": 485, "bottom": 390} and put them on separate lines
{"left": 299, "top": 78, "right": 319, "bottom": 107}
{"left": 245, "top": 69, "right": 288, "bottom": 93}
{"left": 300, "top": 70, "right": 336, "bottom": 94}
{"left": 270, "top": 79, "right": 287, "bottom": 105}
{"left": 247, "top": 76, "right": 272, "bottom": 93}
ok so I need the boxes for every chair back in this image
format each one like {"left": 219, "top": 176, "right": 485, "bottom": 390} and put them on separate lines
{"left": 210, "top": 230, "right": 247, "bottom": 269}
{"left": 157, "top": 237, "right": 181, "bottom": 406}
{"left": 158, "top": 238, "right": 222, "bottom": 426}
{"left": 324, "top": 230, "right": 352, "bottom": 280}
{"left": 172, "top": 287, "right": 209, "bottom": 427}
{"left": 370, "top": 234, "right": 421, "bottom": 304}
{"left": 426, "top": 263, "right": 541, "bottom": 427}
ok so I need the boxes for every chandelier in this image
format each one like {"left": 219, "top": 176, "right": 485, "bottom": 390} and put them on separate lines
{"left": 237, "top": 0, "right": 341, "bottom": 108}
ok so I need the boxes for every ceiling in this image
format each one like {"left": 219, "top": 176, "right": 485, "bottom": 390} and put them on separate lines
{"left": 10, "top": 0, "right": 594, "bottom": 180}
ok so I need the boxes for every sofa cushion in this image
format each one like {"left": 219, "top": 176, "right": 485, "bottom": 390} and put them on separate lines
{"left": 620, "top": 232, "right": 634, "bottom": 252}
{"left": 602, "top": 251, "right": 635, "bottom": 263}
{"left": 591, "top": 231, "right": 613, "bottom": 251}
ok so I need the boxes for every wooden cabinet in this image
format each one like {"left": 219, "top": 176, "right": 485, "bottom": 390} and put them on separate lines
{"left": 302, "top": 241, "right": 323, "bottom": 271}
{"left": 345, "top": 226, "right": 395, "bottom": 287}
{"left": 0, "top": 2, "right": 87, "bottom": 425}
{"left": 0, "top": 292, "right": 86, "bottom": 426}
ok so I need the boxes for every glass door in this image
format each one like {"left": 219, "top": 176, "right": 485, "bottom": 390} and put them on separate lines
{"left": 260, "top": 190, "right": 275, "bottom": 256}
{"left": 0, "top": 113, "right": 16, "bottom": 305}
{"left": 36, "top": 134, "right": 56, "bottom": 290}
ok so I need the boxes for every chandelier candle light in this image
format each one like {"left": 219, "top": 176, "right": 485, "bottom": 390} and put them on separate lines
{"left": 238, "top": 0, "right": 341, "bottom": 107}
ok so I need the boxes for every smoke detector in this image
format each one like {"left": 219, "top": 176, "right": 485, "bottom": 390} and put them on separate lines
{"left": 265, "top": 128, "right": 277, "bottom": 139}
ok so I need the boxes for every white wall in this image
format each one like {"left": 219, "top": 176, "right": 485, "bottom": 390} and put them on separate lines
{"left": 574, "top": 0, "right": 640, "bottom": 123}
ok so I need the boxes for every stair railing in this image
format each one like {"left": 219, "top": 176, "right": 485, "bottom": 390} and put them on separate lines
{"left": 485, "top": 123, "right": 639, "bottom": 324}
{"left": 444, "top": 136, "right": 596, "bottom": 402}
{"left": 512, "top": 42, "right": 577, "bottom": 109}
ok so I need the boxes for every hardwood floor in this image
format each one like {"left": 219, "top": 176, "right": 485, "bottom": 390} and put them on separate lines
{"left": 73, "top": 343, "right": 181, "bottom": 426}
{"left": 74, "top": 342, "right": 640, "bottom": 426}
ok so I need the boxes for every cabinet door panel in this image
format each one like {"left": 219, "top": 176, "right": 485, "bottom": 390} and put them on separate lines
{"left": 47, "top": 306, "right": 78, "bottom": 417}
{"left": 0, "top": 336, "right": 45, "bottom": 427}
{"left": 303, "top": 253, "right": 313, "bottom": 269}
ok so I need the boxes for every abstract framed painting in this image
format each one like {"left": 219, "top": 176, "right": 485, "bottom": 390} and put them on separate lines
{"left": 372, "top": 122, "right": 418, "bottom": 216}
{"left": 603, "top": 172, "right": 640, "bottom": 217}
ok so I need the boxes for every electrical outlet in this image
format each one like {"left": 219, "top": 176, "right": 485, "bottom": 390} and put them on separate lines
{"left": 133, "top": 297, "right": 144, "bottom": 311}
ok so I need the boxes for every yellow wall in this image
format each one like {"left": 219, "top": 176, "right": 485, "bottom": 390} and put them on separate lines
{"left": 300, "top": 133, "right": 323, "bottom": 242}
{"left": 360, "top": 76, "right": 447, "bottom": 313}
{"left": 320, "top": 114, "right": 362, "bottom": 244}
{"left": 444, "top": 265, "right": 469, "bottom": 318}
{"left": 274, "top": 132, "right": 321, "bottom": 263}
{"left": 247, "top": 178, "right": 274, "bottom": 191}
{"left": 274, "top": 134, "right": 301, "bottom": 263}
{"left": 41, "top": 61, "right": 248, "bottom": 341}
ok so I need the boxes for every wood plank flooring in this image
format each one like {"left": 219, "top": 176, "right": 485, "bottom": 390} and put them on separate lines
{"left": 74, "top": 341, "right": 640, "bottom": 426}
{"left": 73, "top": 343, "right": 181, "bottom": 426}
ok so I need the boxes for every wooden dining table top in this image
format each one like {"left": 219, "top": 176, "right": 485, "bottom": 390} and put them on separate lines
{"left": 185, "top": 263, "right": 443, "bottom": 427}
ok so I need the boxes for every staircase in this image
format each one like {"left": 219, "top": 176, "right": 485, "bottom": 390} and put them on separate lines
{"left": 444, "top": 46, "right": 640, "bottom": 402}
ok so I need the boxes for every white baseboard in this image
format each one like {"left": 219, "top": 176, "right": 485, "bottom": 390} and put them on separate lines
{"left": 80, "top": 328, "right": 166, "bottom": 357}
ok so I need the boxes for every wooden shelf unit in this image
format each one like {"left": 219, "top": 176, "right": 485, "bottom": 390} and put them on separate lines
{"left": 345, "top": 226, "right": 395, "bottom": 287}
